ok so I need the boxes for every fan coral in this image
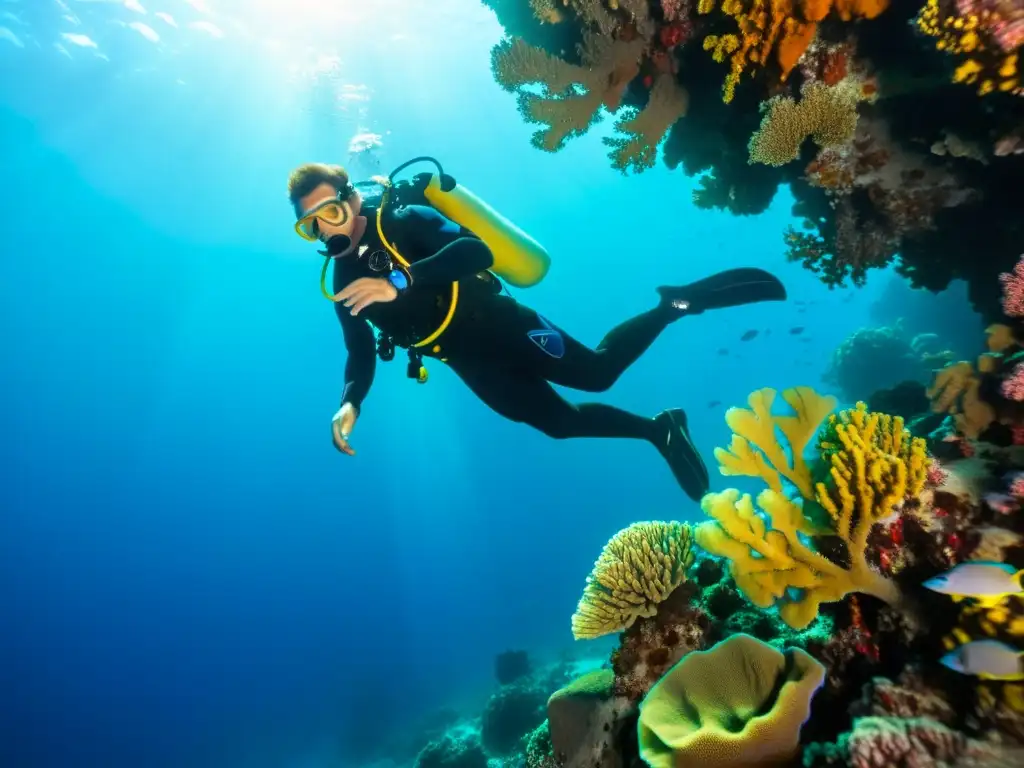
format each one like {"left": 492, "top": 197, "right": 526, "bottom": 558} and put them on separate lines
{"left": 571, "top": 521, "right": 695, "bottom": 639}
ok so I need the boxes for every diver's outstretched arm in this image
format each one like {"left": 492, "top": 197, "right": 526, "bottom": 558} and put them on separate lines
{"left": 334, "top": 301, "right": 376, "bottom": 414}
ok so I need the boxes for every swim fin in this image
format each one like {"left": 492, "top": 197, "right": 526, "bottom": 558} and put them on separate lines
{"left": 653, "top": 408, "right": 710, "bottom": 503}
{"left": 657, "top": 267, "right": 786, "bottom": 315}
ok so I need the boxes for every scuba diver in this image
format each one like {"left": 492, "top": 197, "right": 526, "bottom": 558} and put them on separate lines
{"left": 287, "top": 159, "right": 787, "bottom": 502}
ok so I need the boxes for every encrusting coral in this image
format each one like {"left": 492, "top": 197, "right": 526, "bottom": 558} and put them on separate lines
{"left": 571, "top": 521, "right": 695, "bottom": 639}
{"left": 696, "top": 388, "right": 930, "bottom": 629}
{"left": 637, "top": 633, "right": 826, "bottom": 768}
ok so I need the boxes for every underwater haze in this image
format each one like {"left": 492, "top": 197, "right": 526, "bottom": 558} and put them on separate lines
{"left": 0, "top": 1, "right": 976, "bottom": 767}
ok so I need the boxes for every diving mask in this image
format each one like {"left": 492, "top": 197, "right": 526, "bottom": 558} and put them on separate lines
{"left": 294, "top": 194, "right": 352, "bottom": 242}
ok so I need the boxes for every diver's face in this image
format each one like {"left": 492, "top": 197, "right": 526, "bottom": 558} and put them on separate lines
{"left": 298, "top": 183, "right": 355, "bottom": 241}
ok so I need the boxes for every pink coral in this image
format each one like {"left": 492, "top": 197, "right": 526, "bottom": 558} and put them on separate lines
{"left": 1001, "top": 362, "right": 1024, "bottom": 401}
{"left": 845, "top": 716, "right": 998, "bottom": 768}
{"left": 660, "top": 0, "right": 688, "bottom": 21}
{"left": 998, "top": 254, "right": 1024, "bottom": 317}
{"left": 956, "top": 0, "right": 1024, "bottom": 52}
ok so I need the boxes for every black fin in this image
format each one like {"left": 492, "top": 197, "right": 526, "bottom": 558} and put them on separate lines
{"left": 657, "top": 267, "right": 787, "bottom": 315}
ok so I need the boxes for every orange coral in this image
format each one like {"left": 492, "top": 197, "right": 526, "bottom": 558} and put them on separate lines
{"left": 699, "top": 0, "right": 891, "bottom": 102}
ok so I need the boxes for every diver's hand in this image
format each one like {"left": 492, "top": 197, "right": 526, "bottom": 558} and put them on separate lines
{"left": 331, "top": 403, "right": 358, "bottom": 456}
{"left": 336, "top": 277, "right": 398, "bottom": 316}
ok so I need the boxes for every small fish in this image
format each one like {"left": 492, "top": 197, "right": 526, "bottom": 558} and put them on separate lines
{"left": 984, "top": 492, "right": 1019, "bottom": 515}
{"left": 717, "top": 348, "right": 729, "bottom": 356}
{"left": 790, "top": 326, "right": 805, "bottom": 335}
{"left": 798, "top": 337, "right": 812, "bottom": 343}
{"left": 842, "top": 294, "right": 855, "bottom": 303}
{"left": 707, "top": 400, "right": 721, "bottom": 408}
{"left": 941, "top": 639, "right": 1024, "bottom": 681}
{"left": 740, "top": 329, "right": 759, "bottom": 341}
{"left": 923, "top": 561, "right": 1024, "bottom": 606}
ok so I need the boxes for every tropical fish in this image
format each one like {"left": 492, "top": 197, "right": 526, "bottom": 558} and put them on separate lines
{"left": 790, "top": 326, "right": 805, "bottom": 334}
{"left": 717, "top": 348, "right": 728, "bottom": 356}
{"left": 923, "top": 561, "right": 1024, "bottom": 606}
{"left": 740, "top": 329, "right": 758, "bottom": 341}
{"left": 941, "top": 639, "right": 1024, "bottom": 680}
{"left": 984, "top": 492, "right": 1019, "bottom": 515}
{"left": 707, "top": 400, "right": 721, "bottom": 408}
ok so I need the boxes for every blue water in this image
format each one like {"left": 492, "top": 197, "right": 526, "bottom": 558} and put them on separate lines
{"left": 0, "top": 2, "right": 978, "bottom": 767}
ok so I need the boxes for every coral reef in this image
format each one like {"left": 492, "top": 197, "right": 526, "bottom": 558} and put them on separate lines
{"left": 481, "top": 679, "right": 550, "bottom": 756}
{"left": 496, "top": 650, "right": 534, "bottom": 686}
{"left": 825, "top": 321, "right": 954, "bottom": 403}
{"left": 416, "top": 727, "right": 489, "bottom": 768}
{"left": 483, "top": 0, "right": 1024, "bottom": 318}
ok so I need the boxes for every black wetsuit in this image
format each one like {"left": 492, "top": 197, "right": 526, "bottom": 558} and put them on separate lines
{"left": 333, "top": 203, "right": 679, "bottom": 445}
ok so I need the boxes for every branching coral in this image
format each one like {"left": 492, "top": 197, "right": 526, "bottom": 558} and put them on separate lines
{"left": 916, "top": 0, "right": 1022, "bottom": 96}
{"left": 637, "top": 633, "right": 826, "bottom": 768}
{"left": 748, "top": 78, "right": 869, "bottom": 166}
{"left": 604, "top": 73, "right": 689, "bottom": 172}
{"left": 571, "top": 521, "right": 695, "bottom": 639}
{"left": 697, "top": 0, "right": 890, "bottom": 103}
{"left": 697, "top": 388, "right": 928, "bottom": 629}
{"left": 491, "top": 0, "right": 689, "bottom": 171}
{"left": 713, "top": 386, "right": 836, "bottom": 499}
{"left": 491, "top": 33, "right": 648, "bottom": 152}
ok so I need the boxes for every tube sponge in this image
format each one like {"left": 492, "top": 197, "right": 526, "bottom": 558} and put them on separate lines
{"left": 637, "top": 633, "right": 826, "bottom": 768}
{"left": 571, "top": 521, "right": 695, "bottom": 640}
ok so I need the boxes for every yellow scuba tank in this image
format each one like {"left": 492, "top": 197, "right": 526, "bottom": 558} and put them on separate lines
{"left": 421, "top": 173, "right": 550, "bottom": 288}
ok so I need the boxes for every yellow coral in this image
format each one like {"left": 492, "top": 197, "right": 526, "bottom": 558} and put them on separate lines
{"left": 816, "top": 402, "right": 930, "bottom": 543}
{"left": 714, "top": 386, "right": 837, "bottom": 499}
{"left": 748, "top": 80, "right": 866, "bottom": 166}
{"left": 698, "top": 0, "right": 889, "bottom": 103}
{"left": 697, "top": 488, "right": 901, "bottom": 628}
{"left": 697, "top": 389, "right": 920, "bottom": 629}
{"left": 915, "top": 0, "right": 1022, "bottom": 96}
{"left": 637, "top": 633, "right": 826, "bottom": 768}
{"left": 571, "top": 521, "right": 695, "bottom": 640}
{"left": 927, "top": 359, "right": 996, "bottom": 439}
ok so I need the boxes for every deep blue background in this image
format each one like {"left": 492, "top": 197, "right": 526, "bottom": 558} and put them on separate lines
{"left": 0, "top": 1, "right": 980, "bottom": 766}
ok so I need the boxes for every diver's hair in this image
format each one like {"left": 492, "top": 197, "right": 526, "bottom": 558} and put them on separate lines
{"left": 287, "top": 163, "right": 355, "bottom": 209}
